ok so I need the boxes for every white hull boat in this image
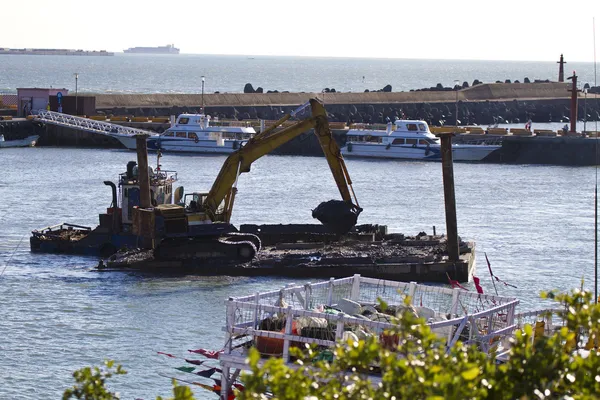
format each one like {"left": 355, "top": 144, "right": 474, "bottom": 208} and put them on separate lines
{"left": 110, "top": 113, "right": 255, "bottom": 154}
{"left": 0, "top": 134, "right": 40, "bottom": 148}
{"left": 341, "top": 120, "right": 500, "bottom": 162}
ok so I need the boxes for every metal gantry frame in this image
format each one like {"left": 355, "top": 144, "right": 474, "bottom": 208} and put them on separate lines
{"left": 219, "top": 274, "right": 519, "bottom": 399}
{"left": 34, "top": 110, "right": 158, "bottom": 137}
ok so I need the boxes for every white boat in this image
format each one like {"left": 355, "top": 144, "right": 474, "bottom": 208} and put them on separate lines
{"left": 341, "top": 120, "right": 500, "bottom": 162}
{"left": 110, "top": 114, "right": 256, "bottom": 154}
{"left": 0, "top": 134, "right": 39, "bottom": 148}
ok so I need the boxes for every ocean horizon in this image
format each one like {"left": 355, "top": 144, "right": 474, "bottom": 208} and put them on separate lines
{"left": 1, "top": 53, "right": 597, "bottom": 95}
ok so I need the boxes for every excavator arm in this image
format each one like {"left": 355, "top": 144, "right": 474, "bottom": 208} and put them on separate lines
{"left": 203, "top": 98, "right": 361, "bottom": 230}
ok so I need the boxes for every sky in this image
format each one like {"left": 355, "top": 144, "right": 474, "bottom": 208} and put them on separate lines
{"left": 2, "top": 0, "right": 599, "bottom": 62}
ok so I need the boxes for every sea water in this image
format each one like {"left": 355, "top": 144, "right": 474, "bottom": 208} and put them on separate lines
{"left": 0, "top": 147, "right": 598, "bottom": 399}
{"left": 0, "top": 54, "right": 597, "bottom": 94}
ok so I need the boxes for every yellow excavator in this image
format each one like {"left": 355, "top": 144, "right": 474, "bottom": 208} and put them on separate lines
{"left": 146, "top": 98, "right": 362, "bottom": 265}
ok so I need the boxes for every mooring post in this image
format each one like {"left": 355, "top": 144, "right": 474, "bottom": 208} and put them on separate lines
{"left": 437, "top": 132, "right": 460, "bottom": 262}
{"left": 567, "top": 71, "right": 579, "bottom": 134}
{"left": 135, "top": 134, "right": 152, "bottom": 209}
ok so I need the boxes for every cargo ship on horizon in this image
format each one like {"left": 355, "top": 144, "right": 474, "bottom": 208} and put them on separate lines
{"left": 123, "top": 44, "right": 180, "bottom": 54}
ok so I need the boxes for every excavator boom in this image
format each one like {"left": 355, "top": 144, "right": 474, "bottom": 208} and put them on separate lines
{"left": 203, "top": 98, "right": 361, "bottom": 229}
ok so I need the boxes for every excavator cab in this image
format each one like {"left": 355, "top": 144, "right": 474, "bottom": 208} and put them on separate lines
{"left": 182, "top": 191, "right": 230, "bottom": 224}
{"left": 183, "top": 193, "right": 206, "bottom": 212}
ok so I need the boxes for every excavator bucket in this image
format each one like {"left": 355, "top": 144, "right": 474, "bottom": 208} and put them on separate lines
{"left": 312, "top": 200, "right": 363, "bottom": 234}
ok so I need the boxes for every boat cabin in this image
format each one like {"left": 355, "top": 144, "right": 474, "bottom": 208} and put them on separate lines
{"left": 174, "top": 114, "right": 211, "bottom": 129}
{"left": 347, "top": 119, "right": 438, "bottom": 146}
{"left": 163, "top": 113, "right": 255, "bottom": 141}
{"left": 118, "top": 161, "right": 178, "bottom": 225}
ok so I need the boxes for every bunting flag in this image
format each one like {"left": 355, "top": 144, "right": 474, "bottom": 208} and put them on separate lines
{"left": 184, "top": 359, "right": 208, "bottom": 366}
{"left": 157, "top": 351, "right": 207, "bottom": 366}
{"left": 195, "top": 367, "right": 218, "bottom": 378}
{"left": 175, "top": 366, "right": 196, "bottom": 373}
{"left": 159, "top": 373, "right": 242, "bottom": 400}
{"left": 446, "top": 272, "right": 468, "bottom": 290}
{"left": 473, "top": 276, "right": 484, "bottom": 294}
{"left": 189, "top": 348, "right": 223, "bottom": 359}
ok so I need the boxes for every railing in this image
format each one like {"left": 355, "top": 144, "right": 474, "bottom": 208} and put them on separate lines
{"left": 34, "top": 110, "right": 158, "bottom": 137}
{"left": 219, "top": 275, "right": 518, "bottom": 399}
{"left": 223, "top": 275, "right": 518, "bottom": 359}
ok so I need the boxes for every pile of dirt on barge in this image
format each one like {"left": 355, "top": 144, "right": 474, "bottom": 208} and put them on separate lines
{"left": 101, "top": 224, "right": 475, "bottom": 283}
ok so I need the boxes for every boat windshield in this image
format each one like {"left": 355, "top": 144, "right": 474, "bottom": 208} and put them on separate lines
{"left": 178, "top": 117, "right": 189, "bottom": 124}
{"left": 418, "top": 123, "right": 428, "bottom": 131}
{"left": 407, "top": 123, "right": 419, "bottom": 131}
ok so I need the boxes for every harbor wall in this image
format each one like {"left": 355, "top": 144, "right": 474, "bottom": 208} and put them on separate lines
{"left": 94, "top": 83, "right": 573, "bottom": 108}
{"left": 94, "top": 83, "right": 600, "bottom": 126}
{"left": 485, "top": 136, "right": 600, "bottom": 165}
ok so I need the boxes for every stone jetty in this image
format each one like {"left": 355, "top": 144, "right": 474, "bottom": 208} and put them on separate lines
{"left": 94, "top": 82, "right": 600, "bottom": 126}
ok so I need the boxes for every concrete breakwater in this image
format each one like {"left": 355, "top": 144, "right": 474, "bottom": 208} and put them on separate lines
{"left": 94, "top": 83, "right": 600, "bottom": 126}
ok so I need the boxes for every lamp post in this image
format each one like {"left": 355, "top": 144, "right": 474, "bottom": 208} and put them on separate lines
{"left": 584, "top": 88, "right": 588, "bottom": 133}
{"left": 74, "top": 72, "right": 79, "bottom": 115}
{"left": 454, "top": 80, "right": 460, "bottom": 129}
{"left": 201, "top": 76, "right": 205, "bottom": 113}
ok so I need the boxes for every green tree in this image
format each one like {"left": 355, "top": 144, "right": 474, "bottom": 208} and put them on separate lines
{"left": 63, "top": 361, "right": 197, "bottom": 400}
{"left": 63, "top": 360, "right": 126, "bottom": 400}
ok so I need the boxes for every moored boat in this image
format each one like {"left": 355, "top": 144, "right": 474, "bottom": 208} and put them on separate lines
{"left": 110, "top": 113, "right": 256, "bottom": 154}
{"left": 341, "top": 120, "right": 500, "bottom": 162}
{"left": 30, "top": 155, "right": 178, "bottom": 257}
{"left": 0, "top": 134, "right": 39, "bottom": 148}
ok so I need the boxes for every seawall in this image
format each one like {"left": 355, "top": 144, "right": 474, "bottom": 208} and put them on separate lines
{"left": 94, "top": 83, "right": 600, "bottom": 126}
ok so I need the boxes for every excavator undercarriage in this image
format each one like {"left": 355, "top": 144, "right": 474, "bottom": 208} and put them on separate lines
{"left": 154, "top": 231, "right": 262, "bottom": 265}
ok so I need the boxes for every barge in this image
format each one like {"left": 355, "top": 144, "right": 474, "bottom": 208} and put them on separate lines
{"left": 102, "top": 223, "right": 475, "bottom": 283}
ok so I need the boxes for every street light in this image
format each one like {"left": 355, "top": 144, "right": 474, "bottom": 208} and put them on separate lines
{"left": 201, "top": 76, "right": 205, "bottom": 114}
{"left": 454, "top": 80, "right": 460, "bottom": 129}
{"left": 74, "top": 72, "right": 79, "bottom": 115}
{"left": 584, "top": 88, "right": 588, "bottom": 133}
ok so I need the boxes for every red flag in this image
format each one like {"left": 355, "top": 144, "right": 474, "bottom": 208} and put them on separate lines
{"left": 473, "top": 276, "right": 484, "bottom": 294}
{"left": 189, "top": 348, "right": 223, "bottom": 359}
{"left": 446, "top": 273, "right": 468, "bottom": 290}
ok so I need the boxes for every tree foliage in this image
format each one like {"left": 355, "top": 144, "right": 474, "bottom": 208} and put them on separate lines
{"left": 63, "top": 362, "right": 197, "bottom": 400}
{"left": 63, "top": 360, "right": 126, "bottom": 400}
{"left": 239, "top": 289, "right": 600, "bottom": 400}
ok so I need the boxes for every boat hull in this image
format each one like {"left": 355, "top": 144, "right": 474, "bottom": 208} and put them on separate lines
{"left": 147, "top": 137, "right": 243, "bottom": 154}
{"left": 341, "top": 142, "right": 500, "bottom": 162}
{"left": 0, "top": 135, "right": 40, "bottom": 148}
{"left": 111, "top": 134, "right": 244, "bottom": 154}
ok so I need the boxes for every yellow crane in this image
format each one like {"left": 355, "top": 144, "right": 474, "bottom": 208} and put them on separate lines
{"left": 182, "top": 98, "right": 362, "bottom": 231}
{"left": 151, "top": 98, "right": 361, "bottom": 266}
